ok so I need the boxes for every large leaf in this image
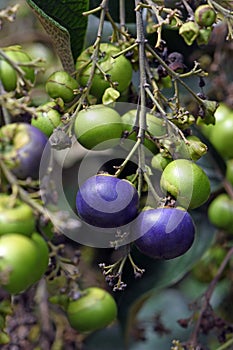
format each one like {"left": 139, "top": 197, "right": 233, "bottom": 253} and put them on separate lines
{"left": 26, "top": 0, "right": 89, "bottom": 73}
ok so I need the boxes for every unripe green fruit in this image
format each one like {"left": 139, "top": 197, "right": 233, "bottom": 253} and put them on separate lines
{"left": 226, "top": 159, "right": 233, "bottom": 186}
{"left": 0, "top": 46, "right": 35, "bottom": 92}
{"left": 46, "top": 71, "right": 79, "bottom": 102}
{"left": 151, "top": 153, "right": 172, "bottom": 171}
{"left": 67, "top": 287, "right": 117, "bottom": 332}
{"left": 76, "top": 43, "right": 133, "bottom": 100}
{"left": 0, "top": 234, "right": 39, "bottom": 294}
{"left": 160, "top": 159, "right": 210, "bottom": 209}
{"left": 199, "top": 102, "right": 232, "bottom": 139}
{"left": 74, "top": 104, "right": 123, "bottom": 150}
{"left": 30, "top": 232, "right": 49, "bottom": 284}
{"left": 0, "top": 194, "right": 35, "bottom": 236}
{"left": 121, "top": 110, "right": 166, "bottom": 154}
{"left": 195, "top": 5, "right": 216, "bottom": 27}
{"left": 209, "top": 116, "right": 233, "bottom": 159}
{"left": 208, "top": 193, "right": 233, "bottom": 231}
{"left": 31, "top": 101, "right": 61, "bottom": 137}
{"left": 179, "top": 21, "right": 199, "bottom": 46}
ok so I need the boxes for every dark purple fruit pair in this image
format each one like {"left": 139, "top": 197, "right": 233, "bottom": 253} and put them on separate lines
{"left": 134, "top": 207, "right": 195, "bottom": 259}
{"left": 0, "top": 123, "right": 48, "bottom": 179}
{"left": 76, "top": 174, "right": 139, "bottom": 228}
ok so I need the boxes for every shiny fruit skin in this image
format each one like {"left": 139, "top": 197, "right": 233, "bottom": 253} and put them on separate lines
{"left": 160, "top": 159, "right": 210, "bottom": 209}
{"left": 151, "top": 153, "right": 172, "bottom": 171}
{"left": 208, "top": 193, "right": 233, "bottom": 231}
{"left": 0, "top": 48, "right": 35, "bottom": 92}
{"left": 46, "top": 71, "right": 79, "bottom": 103}
{"left": 30, "top": 232, "right": 49, "bottom": 284}
{"left": 67, "top": 287, "right": 117, "bottom": 332}
{"left": 199, "top": 102, "right": 232, "bottom": 139}
{"left": 76, "top": 174, "right": 139, "bottom": 228}
{"left": 0, "top": 234, "right": 39, "bottom": 294}
{"left": 0, "top": 123, "right": 48, "bottom": 179}
{"left": 74, "top": 104, "right": 123, "bottom": 150}
{"left": 0, "top": 194, "right": 35, "bottom": 236}
{"left": 31, "top": 101, "right": 61, "bottom": 137}
{"left": 134, "top": 208, "right": 195, "bottom": 259}
{"left": 76, "top": 43, "right": 133, "bottom": 100}
{"left": 226, "top": 159, "right": 233, "bottom": 186}
{"left": 209, "top": 116, "right": 233, "bottom": 159}
{"left": 121, "top": 110, "right": 166, "bottom": 154}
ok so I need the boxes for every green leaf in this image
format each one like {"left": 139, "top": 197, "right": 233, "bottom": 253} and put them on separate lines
{"left": 26, "top": 0, "right": 89, "bottom": 73}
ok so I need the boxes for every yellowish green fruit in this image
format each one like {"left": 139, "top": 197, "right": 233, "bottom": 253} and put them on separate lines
{"left": 67, "top": 287, "right": 117, "bottom": 332}
{"left": 31, "top": 101, "right": 61, "bottom": 137}
{"left": 76, "top": 43, "right": 133, "bottom": 100}
{"left": 160, "top": 159, "right": 210, "bottom": 209}
{"left": 46, "top": 71, "right": 79, "bottom": 103}
{"left": 208, "top": 193, "right": 233, "bottom": 231}
{"left": 74, "top": 104, "right": 123, "bottom": 150}
{"left": 0, "top": 46, "right": 35, "bottom": 92}
{"left": 121, "top": 109, "right": 166, "bottom": 154}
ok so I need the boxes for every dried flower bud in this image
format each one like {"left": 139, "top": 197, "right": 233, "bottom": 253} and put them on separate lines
{"left": 186, "top": 135, "right": 208, "bottom": 161}
{"left": 179, "top": 21, "right": 200, "bottom": 46}
{"left": 197, "top": 28, "right": 212, "bottom": 46}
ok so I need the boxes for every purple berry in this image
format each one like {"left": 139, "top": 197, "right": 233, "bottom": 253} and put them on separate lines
{"left": 0, "top": 123, "right": 48, "bottom": 179}
{"left": 76, "top": 174, "right": 139, "bottom": 228}
{"left": 134, "top": 207, "right": 195, "bottom": 259}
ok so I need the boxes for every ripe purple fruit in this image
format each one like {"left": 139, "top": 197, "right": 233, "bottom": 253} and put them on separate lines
{"left": 76, "top": 174, "right": 139, "bottom": 228}
{"left": 134, "top": 207, "right": 195, "bottom": 259}
{"left": 0, "top": 123, "right": 48, "bottom": 179}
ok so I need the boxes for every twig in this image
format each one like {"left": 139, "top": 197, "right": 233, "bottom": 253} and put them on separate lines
{"left": 188, "top": 246, "right": 233, "bottom": 347}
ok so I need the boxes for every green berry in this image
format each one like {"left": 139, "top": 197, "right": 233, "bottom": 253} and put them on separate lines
{"left": 46, "top": 71, "right": 79, "bottom": 103}
{"left": 160, "top": 159, "right": 210, "bottom": 209}
{"left": 195, "top": 5, "right": 216, "bottom": 27}
{"left": 31, "top": 101, "right": 61, "bottom": 137}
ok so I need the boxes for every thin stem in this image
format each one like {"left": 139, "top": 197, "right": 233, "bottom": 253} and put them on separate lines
{"left": 145, "top": 44, "right": 206, "bottom": 107}
{"left": 115, "top": 138, "right": 141, "bottom": 177}
{"left": 145, "top": 86, "right": 166, "bottom": 114}
{"left": 105, "top": 11, "right": 131, "bottom": 40}
{"left": 0, "top": 158, "right": 48, "bottom": 218}
{"left": 119, "top": 0, "right": 126, "bottom": 37}
{"left": 82, "top": 0, "right": 109, "bottom": 98}
{"left": 144, "top": 172, "right": 162, "bottom": 204}
{"left": 0, "top": 49, "right": 33, "bottom": 90}
{"left": 216, "top": 337, "right": 233, "bottom": 350}
{"left": 82, "top": 6, "right": 102, "bottom": 16}
{"left": 112, "top": 42, "right": 138, "bottom": 59}
{"left": 188, "top": 245, "right": 233, "bottom": 347}
{"left": 208, "top": 0, "right": 233, "bottom": 16}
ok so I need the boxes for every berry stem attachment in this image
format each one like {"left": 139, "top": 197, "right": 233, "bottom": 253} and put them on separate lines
{"left": 144, "top": 171, "right": 163, "bottom": 205}
{"left": 0, "top": 158, "right": 48, "bottom": 218}
{"left": 128, "top": 253, "right": 145, "bottom": 278}
{"left": 115, "top": 138, "right": 141, "bottom": 177}
{"left": 112, "top": 42, "right": 138, "bottom": 59}
{"left": 99, "top": 252, "right": 145, "bottom": 291}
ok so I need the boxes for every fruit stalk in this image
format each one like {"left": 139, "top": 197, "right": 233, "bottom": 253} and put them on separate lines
{"left": 188, "top": 245, "right": 233, "bottom": 347}
{"left": 135, "top": 0, "right": 148, "bottom": 195}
